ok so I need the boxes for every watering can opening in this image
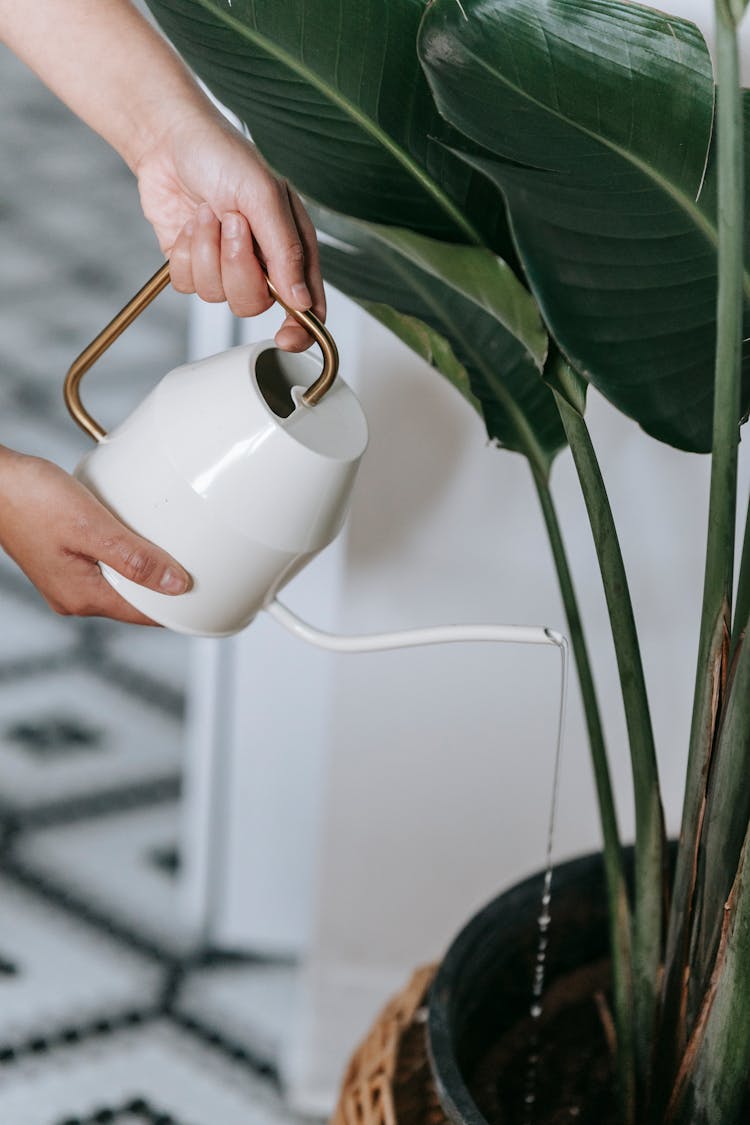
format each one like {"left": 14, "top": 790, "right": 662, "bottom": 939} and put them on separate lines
{"left": 255, "top": 346, "right": 307, "bottom": 420}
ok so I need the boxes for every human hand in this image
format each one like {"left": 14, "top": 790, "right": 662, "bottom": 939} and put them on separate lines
{"left": 0, "top": 448, "right": 191, "bottom": 625}
{"left": 135, "top": 109, "right": 326, "bottom": 353}
{"left": 0, "top": 2, "right": 324, "bottom": 350}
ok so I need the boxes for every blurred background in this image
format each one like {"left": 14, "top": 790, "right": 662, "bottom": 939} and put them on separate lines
{"left": 0, "top": 2, "right": 749, "bottom": 1123}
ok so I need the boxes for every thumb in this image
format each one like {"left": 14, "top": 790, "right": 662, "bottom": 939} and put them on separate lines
{"left": 93, "top": 523, "right": 191, "bottom": 596}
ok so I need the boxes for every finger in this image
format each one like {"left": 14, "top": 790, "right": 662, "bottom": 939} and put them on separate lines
{"left": 275, "top": 313, "right": 315, "bottom": 354}
{"left": 250, "top": 180, "right": 311, "bottom": 312}
{"left": 287, "top": 187, "right": 326, "bottom": 322}
{"left": 220, "top": 212, "right": 274, "bottom": 318}
{"left": 191, "top": 203, "right": 225, "bottom": 303}
{"left": 274, "top": 188, "right": 326, "bottom": 352}
{"left": 45, "top": 556, "right": 161, "bottom": 625}
{"left": 169, "top": 220, "right": 195, "bottom": 294}
{"left": 81, "top": 576, "right": 161, "bottom": 626}
{"left": 83, "top": 512, "right": 191, "bottom": 597}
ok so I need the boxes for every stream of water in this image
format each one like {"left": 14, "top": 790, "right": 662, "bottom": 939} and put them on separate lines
{"left": 522, "top": 632, "right": 569, "bottom": 1124}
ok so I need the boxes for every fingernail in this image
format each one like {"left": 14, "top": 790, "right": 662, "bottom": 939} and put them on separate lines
{"left": 198, "top": 203, "right": 214, "bottom": 226}
{"left": 160, "top": 567, "right": 189, "bottom": 595}
{"left": 292, "top": 282, "right": 312, "bottom": 309}
{"left": 223, "top": 213, "right": 243, "bottom": 240}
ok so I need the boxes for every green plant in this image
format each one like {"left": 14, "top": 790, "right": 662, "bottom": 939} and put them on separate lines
{"left": 146, "top": 0, "right": 749, "bottom": 1119}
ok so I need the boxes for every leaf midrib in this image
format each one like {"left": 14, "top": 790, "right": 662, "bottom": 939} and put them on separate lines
{"left": 181, "top": 0, "right": 482, "bottom": 245}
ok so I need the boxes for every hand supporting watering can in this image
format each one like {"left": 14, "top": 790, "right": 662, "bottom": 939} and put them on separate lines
{"left": 0, "top": 0, "right": 325, "bottom": 625}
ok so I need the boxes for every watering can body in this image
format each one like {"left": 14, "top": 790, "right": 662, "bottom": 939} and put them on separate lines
{"left": 74, "top": 340, "right": 368, "bottom": 636}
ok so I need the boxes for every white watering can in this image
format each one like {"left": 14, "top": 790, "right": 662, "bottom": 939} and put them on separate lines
{"left": 65, "top": 263, "right": 368, "bottom": 637}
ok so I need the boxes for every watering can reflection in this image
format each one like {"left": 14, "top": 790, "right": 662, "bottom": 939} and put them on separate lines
{"left": 64, "top": 264, "right": 368, "bottom": 637}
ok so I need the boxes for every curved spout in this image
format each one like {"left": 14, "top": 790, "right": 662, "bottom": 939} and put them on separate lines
{"left": 266, "top": 598, "right": 565, "bottom": 654}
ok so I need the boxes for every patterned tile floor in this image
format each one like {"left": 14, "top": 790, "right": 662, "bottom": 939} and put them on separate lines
{"left": 0, "top": 42, "right": 311, "bottom": 1125}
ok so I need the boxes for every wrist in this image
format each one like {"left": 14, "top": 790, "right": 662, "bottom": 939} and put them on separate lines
{"left": 118, "top": 64, "right": 215, "bottom": 175}
{"left": 127, "top": 92, "right": 219, "bottom": 178}
{"left": 123, "top": 54, "right": 224, "bottom": 172}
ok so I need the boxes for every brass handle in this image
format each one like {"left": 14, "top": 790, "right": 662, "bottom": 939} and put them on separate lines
{"left": 64, "top": 262, "right": 338, "bottom": 442}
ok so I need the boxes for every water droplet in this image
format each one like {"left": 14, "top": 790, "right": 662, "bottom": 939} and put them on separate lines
{"left": 530, "top": 1003, "right": 542, "bottom": 1019}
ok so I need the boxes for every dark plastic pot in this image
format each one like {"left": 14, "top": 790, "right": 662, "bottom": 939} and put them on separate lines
{"left": 427, "top": 849, "right": 616, "bottom": 1125}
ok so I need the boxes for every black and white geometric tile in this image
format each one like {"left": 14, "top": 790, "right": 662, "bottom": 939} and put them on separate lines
{"left": 0, "top": 874, "right": 159, "bottom": 1047}
{"left": 0, "top": 589, "right": 73, "bottom": 666}
{"left": 0, "top": 1021, "right": 298, "bottom": 1125}
{"left": 0, "top": 39, "right": 314, "bottom": 1124}
{"left": 16, "top": 805, "right": 194, "bottom": 958}
{"left": 0, "top": 669, "right": 182, "bottom": 815}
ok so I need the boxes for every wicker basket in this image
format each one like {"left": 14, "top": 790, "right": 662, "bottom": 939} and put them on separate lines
{"left": 330, "top": 966, "right": 448, "bottom": 1125}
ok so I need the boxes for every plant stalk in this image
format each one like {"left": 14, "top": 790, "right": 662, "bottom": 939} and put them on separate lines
{"left": 661, "top": 0, "right": 744, "bottom": 1082}
{"left": 730, "top": 492, "right": 750, "bottom": 661}
{"left": 669, "top": 800, "right": 750, "bottom": 1124}
{"left": 689, "top": 629, "right": 750, "bottom": 1018}
{"left": 533, "top": 471, "right": 636, "bottom": 1122}
{"left": 553, "top": 392, "right": 665, "bottom": 1098}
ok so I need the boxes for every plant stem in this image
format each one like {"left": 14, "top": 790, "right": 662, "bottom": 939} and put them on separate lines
{"left": 669, "top": 781, "right": 750, "bottom": 1124}
{"left": 689, "top": 628, "right": 750, "bottom": 1017}
{"left": 553, "top": 392, "right": 665, "bottom": 1096}
{"left": 730, "top": 492, "right": 750, "bottom": 661}
{"left": 661, "top": 0, "right": 744, "bottom": 1079}
{"left": 533, "top": 471, "right": 636, "bottom": 1122}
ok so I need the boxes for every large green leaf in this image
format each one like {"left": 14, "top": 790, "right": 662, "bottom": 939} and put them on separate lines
{"left": 145, "top": 0, "right": 514, "bottom": 257}
{"left": 315, "top": 210, "right": 565, "bottom": 475}
{"left": 419, "top": 0, "right": 750, "bottom": 452}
